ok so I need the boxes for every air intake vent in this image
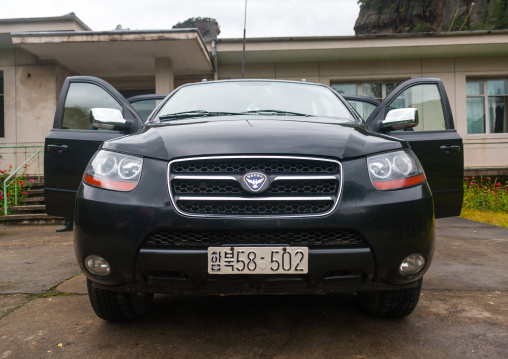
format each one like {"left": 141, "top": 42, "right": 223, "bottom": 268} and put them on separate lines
{"left": 143, "top": 229, "right": 366, "bottom": 248}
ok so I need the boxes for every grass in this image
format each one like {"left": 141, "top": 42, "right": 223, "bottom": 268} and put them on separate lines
{"left": 460, "top": 175, "right": 508, "bottom": 228}
{"left": 460, "top": 208, "right": 508, "bottom": 228}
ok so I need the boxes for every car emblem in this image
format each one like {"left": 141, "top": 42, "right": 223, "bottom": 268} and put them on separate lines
{"left": 242, "top": 171, "right": 269, "bottom": 193}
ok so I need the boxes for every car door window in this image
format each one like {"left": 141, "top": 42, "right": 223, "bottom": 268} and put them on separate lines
{"left": 387, "top": 84, "right": 446, "bottom": 131}
{"left": 130, "top": 98, "right": 163, "bottom": 122}
{"left": 61, "top": 83, "right": 122, "bottom": 130}
{"left": 346, "top": 99, "right": 377, "bottom": 120}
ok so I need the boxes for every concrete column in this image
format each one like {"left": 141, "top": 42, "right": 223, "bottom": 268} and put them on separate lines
{"left": 155, "top": 57, "right": 174, "bottom": 94}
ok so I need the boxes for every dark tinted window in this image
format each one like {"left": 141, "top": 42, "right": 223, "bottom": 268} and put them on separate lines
{"left": 388, "top": 84, "right": 446, "bottom": 131}
{"left": 61, "top": 83, "right": 121, "bottom": 130}
{"left": 131, "top": 98, "right": 163, "bottom": 122}
{"left": 345, "top": 99, "right": 377, "bottom": 120}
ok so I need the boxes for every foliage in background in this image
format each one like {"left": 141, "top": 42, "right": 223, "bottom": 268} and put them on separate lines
{"left": 461, "top": 175, "right": 508, "bottom": 228}
{"left": 355, "top": 0, "right": 508, "bottom": 34}
{"left": 172, "top": 17, "right": 221, "bottom": 40}
{"left": 0, "top": 165, "right": 34, "bottom": 215}
{"left": 462, "top": 175, "right": 508, "bottom": 213}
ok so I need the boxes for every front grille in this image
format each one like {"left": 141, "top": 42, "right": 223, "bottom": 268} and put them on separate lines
{"left": 143, "top": 229, "right": 367, "bottom": 248}
{"left": 169, "top": 156, "right": 342, "bottom": 217}
{"left": 173, "top": 179, "right": 243, "bottom": 194}
{"left": 172, "top": 159, "right": 338, "bottom": 174}
{"left": 268, "top": 180, "right": 337, "bottom": 194}
{"left": 178, "top": 200, "right": 333, "bottom": 215}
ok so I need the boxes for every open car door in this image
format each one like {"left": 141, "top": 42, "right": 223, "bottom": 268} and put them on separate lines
{"left": 44, "top": 76, "right": 143, "bottom": 218}
{"left": 366, "top": 78, "right": 464, "bottom": 218}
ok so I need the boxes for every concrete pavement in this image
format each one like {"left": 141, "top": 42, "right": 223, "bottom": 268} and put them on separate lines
{"left": 0, "top": 218, "right": 507, "bottom": 358}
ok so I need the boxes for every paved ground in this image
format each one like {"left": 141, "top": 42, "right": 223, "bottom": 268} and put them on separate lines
{"left": 0, "top": 218, "right": 507, "bottom": 358}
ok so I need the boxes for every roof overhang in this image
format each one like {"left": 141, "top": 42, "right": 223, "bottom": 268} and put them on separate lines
{"left": 11, "top": 29, "right": 213, "bottom": 77}
{"left": 0, "top": 14, "right": 91, "bottom": 49}
{"left": 216, "top": 30, "right": 508, "bottom": 63}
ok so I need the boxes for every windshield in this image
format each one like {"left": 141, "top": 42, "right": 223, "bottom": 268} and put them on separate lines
{"left": 130, "top": 98, "right": 164, "bottom": 121}
{"left": 151, "top": 81, "right": 355, "bottom": 123}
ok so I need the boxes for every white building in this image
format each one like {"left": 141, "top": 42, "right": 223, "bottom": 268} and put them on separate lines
{"left": 1, "top": 14, "right": 508, "bottom": 174}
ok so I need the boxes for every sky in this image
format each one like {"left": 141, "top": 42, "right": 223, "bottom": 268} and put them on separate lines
{"left": 2, "top": 0, "right": 361, "bottom": 38}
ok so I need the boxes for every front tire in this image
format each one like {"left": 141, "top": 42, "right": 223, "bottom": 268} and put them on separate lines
{"left": 87, "top": 279, "right": 153, "bottom": 322}
{"left": 358, "top": 279, "right": 422, "bottom": 318}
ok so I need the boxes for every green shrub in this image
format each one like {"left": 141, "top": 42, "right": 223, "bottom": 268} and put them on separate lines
{"left": 0, "top": 165, "right": 34, "bottom": 215}
{"left": 463, "top": 175, "right": 508, "bottom": 213}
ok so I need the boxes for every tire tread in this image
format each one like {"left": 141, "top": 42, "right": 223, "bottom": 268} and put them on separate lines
{"left": 87, "top": 279, "right": 152, "bottom": 322}
{"left": 359, "top": 279, "right": 422, "bottom": 318}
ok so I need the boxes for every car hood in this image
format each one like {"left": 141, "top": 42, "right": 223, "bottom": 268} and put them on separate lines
{"left": 102, "top": 118, "right": 405, "bottom": 160}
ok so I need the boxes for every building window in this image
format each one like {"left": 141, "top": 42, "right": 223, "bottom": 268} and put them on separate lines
{"left": 331, "top": 81, "right": 402, "bottom": 101}
{"left": 0, "top": 74, "right": 4, "bottom": 138}
{"left": 467, "top": 79, "right": 508, "bottom": 134}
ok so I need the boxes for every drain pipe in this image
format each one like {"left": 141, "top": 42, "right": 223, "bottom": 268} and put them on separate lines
{"left": 211, "top": 40, "right": 218, "bottom": 81}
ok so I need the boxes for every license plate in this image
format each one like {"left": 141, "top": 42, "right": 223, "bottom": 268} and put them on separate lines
{"left": 208, "top": 247, "right": 308, "bottom": 274}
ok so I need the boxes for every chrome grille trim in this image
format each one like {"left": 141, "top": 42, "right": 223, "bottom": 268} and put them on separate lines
{"left": 273, "top": 175, "right": 337, "bottom": 181}
{"left": 173, "top": 175, "right": 237, "bottom": 181}
{"left": 168, "top": 155, "right": 343, "bottom": 218}
{"left": 178, "top": 196, "right": 334, "bottom": 201}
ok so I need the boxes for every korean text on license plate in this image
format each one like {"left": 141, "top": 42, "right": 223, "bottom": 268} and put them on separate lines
{"left": 208, "top": 247, "right": 308, "bottom": 274}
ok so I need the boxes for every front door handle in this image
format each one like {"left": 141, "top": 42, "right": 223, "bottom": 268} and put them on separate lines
{"left": 440, "top": 145, "right": 461, "bottom": 154}
{"left": 47, "top": 144, "right": 69, "bottom": 153}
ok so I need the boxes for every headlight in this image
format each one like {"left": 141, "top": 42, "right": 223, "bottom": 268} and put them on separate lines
{"left": 367, "top": 150, "right": 425, "bottom": 190}
{"left": 83, "top": 150, "right": 143, "bottom": 191}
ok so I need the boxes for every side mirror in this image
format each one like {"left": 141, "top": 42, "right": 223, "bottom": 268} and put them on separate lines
{"left": 90, "top": 108, "right": 133, "bottom": 131}
{"left": 381, "top": 108, "right": 419, "bottom": 131}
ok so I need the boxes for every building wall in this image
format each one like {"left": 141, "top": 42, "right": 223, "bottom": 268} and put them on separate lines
{"left": 218, "top": 56, "right": 508, "bottom": 172}
{"left": 0, "top": 48, "right": 71, "bottom": 174}
{"left": 2, "top": 48, "right": 507, "bottom": 174}
{"left": 454, "top": 56, "right": 508, "bottom": 172}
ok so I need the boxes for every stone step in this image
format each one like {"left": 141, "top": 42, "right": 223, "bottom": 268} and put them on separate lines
{"left": 10, "top": 205, "right": 46, "bottom": 212}
{"left": 1, "top": 177, "right": 51, "bottom": 224}
{"left": 19, "top": 196, "right": 45, "bottom": 203}
{"left": 28, "top": 182, "right": 44, "bottom": 189}
{"left": 1, "top": 213, "right": 64, "bottom": 225}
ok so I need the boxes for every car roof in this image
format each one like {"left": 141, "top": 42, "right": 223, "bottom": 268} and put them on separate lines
{"left": 340, "top": 94, "right": 381, "bottom": 106}
{"left": 174, "top": 78, "right": 333, "bottom": 91}
{"left": 127, "top": 94, "right": 168, "bottom": 103}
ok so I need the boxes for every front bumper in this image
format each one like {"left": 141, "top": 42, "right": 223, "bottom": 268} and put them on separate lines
{"left": 75, "top": 156, "right": 435, "bottom": 294}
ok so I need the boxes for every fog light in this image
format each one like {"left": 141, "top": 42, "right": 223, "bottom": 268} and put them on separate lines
{"left": 399, "top": 254, "right": 425, "bottom": 276}
{"left": 85, "top": 255, "right": 111, "bottom": 277}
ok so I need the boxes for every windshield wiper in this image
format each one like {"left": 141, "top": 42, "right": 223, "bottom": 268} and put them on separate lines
{"left": 242, "top": 109, "right": 312, "bottom": 117}
{"left": 158, "top": 111, "right": 243, "bottom": 121}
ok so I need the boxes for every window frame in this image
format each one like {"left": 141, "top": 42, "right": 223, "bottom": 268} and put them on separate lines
{"left": 0, "top": 72, "right": 4, "bottom": 138}
{"left": 466, "top": 78, "right": 508, "bottom": 137}
{"left": 331, "top": 80, "right": 407, "bottom": 101}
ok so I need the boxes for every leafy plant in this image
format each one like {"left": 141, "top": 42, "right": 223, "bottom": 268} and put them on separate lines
{"left": 0, "top": 165, "right": 35, "bottom": 215}
{"left": 462, "top": 175, "right": 508, "bottom": 213}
